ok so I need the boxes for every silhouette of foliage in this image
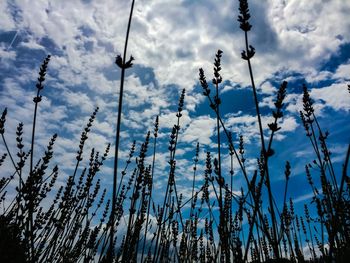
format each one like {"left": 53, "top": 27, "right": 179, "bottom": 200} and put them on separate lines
{"left": 0, "top": 0, "right": 349, "bottom": 262}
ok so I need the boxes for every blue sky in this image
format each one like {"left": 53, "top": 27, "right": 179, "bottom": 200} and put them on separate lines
{"left": 0, "top": 0, "right": 349, "bottom": 222}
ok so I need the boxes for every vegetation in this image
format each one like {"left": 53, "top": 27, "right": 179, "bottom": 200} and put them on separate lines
{"left": 0, "top": 0, "right": 349, "bottom": 262}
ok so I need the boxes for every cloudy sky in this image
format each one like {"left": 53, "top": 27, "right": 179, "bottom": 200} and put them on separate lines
{"left": 1, "top": 0, "right": 349, "bottom": 215}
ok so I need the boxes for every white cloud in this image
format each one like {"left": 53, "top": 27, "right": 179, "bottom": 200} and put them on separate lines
{"left": 279, "top": 116, "right": 298, "bottom": 132}
{"left": 3, "top": 0, "right": 349, "bottom": 88}
{"left": 334, "top": 61, "right": 350, "bottom": 80}
{"left": 2, "top": 0, "right": 349, "bottom": 135}
{"left": 20, "top": 38, "right": 45, "bottom": 50}
{"left": 224, "top": 112, "right": 298, "bottom": 145}
{"left": 293, "top": 191, "right": 314, "bottom": 204}
{"left": 260, "top": 81, "right": 277, "bottom": 95}
{"left": 61, "top": 89, "right": 95, "bottom": 113}
{"left": 0, "top": 44, "right": 17, "bottom": 65}
{"left": 310, "top": 83, "right": 350, "bottom": 111}
{"left": 0, "top": 2, "right": 16, "bottom": 31}
{"left": 268, "top": 0, "right": 350, "bottom": 63}
{"left": 181, "top": 115, "right": 216, "bottom": 145}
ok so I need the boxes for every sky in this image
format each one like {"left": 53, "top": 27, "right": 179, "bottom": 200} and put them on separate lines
{"left": 0, "top": 0, "right": 350, "bottom": 220}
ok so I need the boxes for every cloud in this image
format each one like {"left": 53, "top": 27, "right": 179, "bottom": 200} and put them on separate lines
{"left": 260, "top": 81, "right": 278, "bottom": 95}
{"left": 61, "top": 89, "right": 95, "bottom": 113}
{"left": 334, "top": 61, "right": 350, "bottom": 80}
{"left": 224, "top": 111, "right": 298, "bottom": 144}
{"left": 0, "top": 2, "right": 16, "bottom": 31}
{"left": 181, "top": 115, "right": 216, "bottom": 145}
{"left": 20, "top": 38, "right": 45, "bottom": 50}
{"left": 2, "top": 0, "right": 349, "bottom": 129}
{"left": 293, "top": 191, "right": 314, "bottom": 204}
{"left": 0, "top": 44, "right": 17, "bottom": 65}
{"left": 310, "top": 83, "right": 350, "bottom": 112}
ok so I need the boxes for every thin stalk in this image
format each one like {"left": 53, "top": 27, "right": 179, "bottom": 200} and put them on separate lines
{"left": 153, "top": 94, "right": 184, "bottom": 262}
{"left": 190, "top": 143, "right": 199, "bottom": 218}
{"left": 1, "top": 134, "right": 22, "bottom": 180}
{"left": 28, "top": 55, "right": 50, "bottom": 262}
{"left": 140, "top": 120, "right": 158, "bottom": 263}
{"left": 243, "top": 29, "right": 279, "bottom": 259}
{"left": 313, "top": 113, "right": 338, "bottom": 191}
{"left": 109, "top": 0, "right": 135, "bottom": 261}
{"left": 28, "top": 87, "right": 40, "bottom": 263}
{"left": 307, "top": 221, "right": 316, "bottom": 260}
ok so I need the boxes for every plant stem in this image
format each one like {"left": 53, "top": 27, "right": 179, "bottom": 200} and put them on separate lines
{"left": 243, "top": 30, "right": 279, "bottom": 259}
{"left": 109, "top": 0, "right": 135, "bottom": 261}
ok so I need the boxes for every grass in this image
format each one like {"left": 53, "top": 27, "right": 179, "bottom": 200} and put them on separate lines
{"left": 0, "top": 0, "right": 349, "bottom": 262}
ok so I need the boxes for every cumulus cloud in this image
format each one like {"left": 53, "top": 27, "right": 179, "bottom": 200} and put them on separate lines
{"left": 224, "top": 112, "right": 298, "bottom": 144}
{"left": 310, "top": 83, "right": 350, "bottom": 111}
{"left": 181, "top": 115, "right": 216, "bottom": 145}
{"left": 334, "top": 61, "right": 350, "bottom": 80}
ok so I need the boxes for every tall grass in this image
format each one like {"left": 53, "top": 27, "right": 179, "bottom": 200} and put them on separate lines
{"left": 0, "top": 0, "right": 349, "bottom": 262}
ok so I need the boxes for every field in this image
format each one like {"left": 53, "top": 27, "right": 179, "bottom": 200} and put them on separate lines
{"left": 0, "top": 0, "right": 349, "bottom": 262}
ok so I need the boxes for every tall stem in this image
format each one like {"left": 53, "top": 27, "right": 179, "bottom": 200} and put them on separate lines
{"left": 140, "top": 118, "right": 158, "bottom": 263}
{"left": 28, "top": 55, "right": 50, "bottom": 262}
{"left": 243, "top": 30, "right": 279, "bottom": 259}
{"left": 109, "top": 0, "right": 135, "bottom": 261}
{"left": 29, "top": 91, "right": 40, "bottom": 262}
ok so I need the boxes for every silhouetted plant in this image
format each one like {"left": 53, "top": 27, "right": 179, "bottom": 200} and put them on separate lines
{"left": 1, "top": 0, "right": 349, "bottom": 262}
